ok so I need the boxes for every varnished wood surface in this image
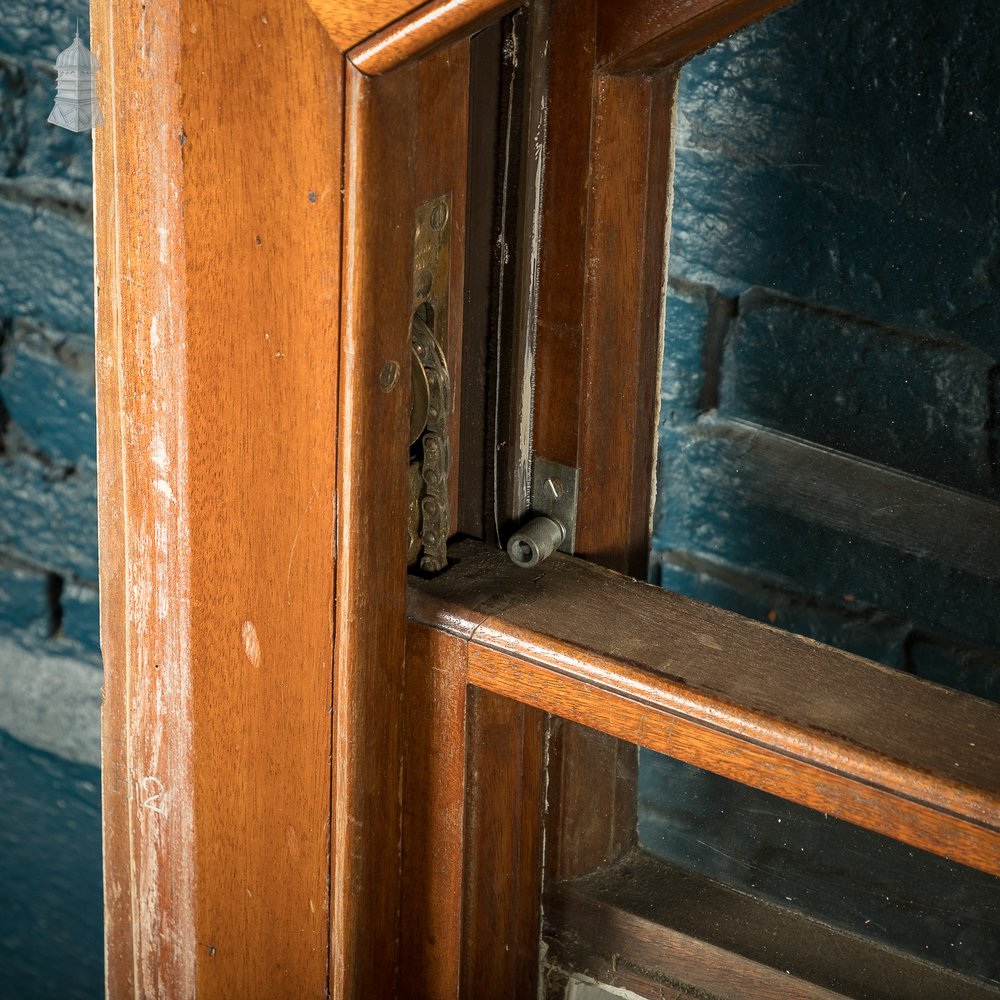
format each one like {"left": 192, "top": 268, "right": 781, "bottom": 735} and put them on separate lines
{"left": 545, "top": 850, "right": 1000, "bottom": 1000}
{"left": 532, "top": 0, "right": 598, "bottom": 475}
{"left": 306, "top": 0, "right": 424, "bottom": 52}
{"left": 531, "top": 0, "right": 675, "bottom": 884}
{"left": 461, "top": 687, "right": 547, "bottom": 999}
{"left": 349, "top": 0, "right": 522, "bottom": 75}
{"left": 575, "top": 69, "right": 676, "bottom": 577}
{"left": 335, "top": 43, "right": 471, "bottom": 998}
{"left": 596, "top": 0, "right": 796, "bottom": 74}
{"left": 544, "top": 719, "right": 637, "bottom": 883}
{"left": 401, "top": 623, "right": 470, "bottom": 996}
{"left": 94, "top": 1, "right": 342, "bottom": 995}
{"left": 411, "top": 541, "right": 1000, "bottom": 876}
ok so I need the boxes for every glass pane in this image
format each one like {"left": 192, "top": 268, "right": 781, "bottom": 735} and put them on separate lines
{"left": 645, "top": 0, "right": 1000, "bottom": 985}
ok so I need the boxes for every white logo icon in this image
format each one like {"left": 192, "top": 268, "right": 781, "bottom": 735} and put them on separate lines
{"left": 48, "top": 22, "right": 104, "bottom": 133}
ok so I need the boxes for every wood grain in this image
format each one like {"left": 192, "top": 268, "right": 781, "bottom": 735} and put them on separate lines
{"left": 544, "top": 718, "right": 637, "bottom": 882}
{"left": 400, "top": 623, "right": 470, "bottom": 997}
{"left": 531, "top": 0, "right": 598, "bottom": 473}
{"left": 545, "top": 850, "right": 1000, "bottom": 1000}
{"left": 94, "top": 1, "right": 342, "bottom": 995}
{"left": 349, "top": 0, "right": 522, "bottom": 75}
{"left": 335, "top": 43, "right": 471, "bottom": 999}
{"left": 532, "top": 0, "right": 678, "bottom": 881}
{"left": 530, "top": 0, "right": 639, "bottom": 882}
{"left": 575, "top": 69, "right": 676, "bottom": 577}
{"left": 412, "top": 541, "right": 1000, "bottom": 876}
{"left": 305, "top": 0, "right": 425, "bottom": 52}
{"left": 596, "top": 0, "right": 796, "bottom": 74}
{"left": 461, "top": 687, "right": 547, "bottom": 999}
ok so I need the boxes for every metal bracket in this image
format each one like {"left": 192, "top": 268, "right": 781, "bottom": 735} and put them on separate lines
{"left": 530, "top": 456, "right": 579, "bottom": 554}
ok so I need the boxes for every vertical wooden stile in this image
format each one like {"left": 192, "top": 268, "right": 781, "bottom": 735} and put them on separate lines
{"left": 94, "top": 1, "right": 342, "bottom": 994}
{"left": 334, "top": 41, "right": 471, "bottom": 999}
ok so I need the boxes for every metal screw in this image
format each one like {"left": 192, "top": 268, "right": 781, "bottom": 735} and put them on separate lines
{"left": 379, "top": 360, "right": 400, "bottom": 393}
{"left": 430, "top": 201, "right": 449, "bottom": 231}
{"left": 415, "top": 267, "right": 433, "bottom": 299}
{"left": 544, "top": 477, "right": 562, "bottom": 500}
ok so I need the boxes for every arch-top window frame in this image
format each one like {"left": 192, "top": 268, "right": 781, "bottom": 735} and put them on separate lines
{"left": 94, "top": 0, "right": 1000, "bottom": 996}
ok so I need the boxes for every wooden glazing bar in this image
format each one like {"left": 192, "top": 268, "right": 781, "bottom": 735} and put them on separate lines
{"left": 410, "top": 541, "right": 1000, "bottom": 876}
{"left": 400, "top": 622, "right": 470, "bottom": 996}
{"left": 460, "top": 687, "right": 547, "bottom": 999}
{"left": 595, "top": 0, "right": 797, "bottom": 75}
{"left": 531, "top": 0, "right": 677, "bottom": 883}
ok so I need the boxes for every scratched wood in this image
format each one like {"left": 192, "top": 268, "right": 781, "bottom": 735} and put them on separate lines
{"left": 412, "top": 541, "right": 1000, "bottom": 877}
{"left": 94, "top": 1, "right": 342, "bottom": 995}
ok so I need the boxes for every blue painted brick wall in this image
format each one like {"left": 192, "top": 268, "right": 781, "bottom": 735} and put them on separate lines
{"left": 652, "top": 0, "right": 1000, "bottom": 696}
{"left": 641, "top": 0, "right": 1000, "bottom": 982}
{"left": 0, "top": 2, "right": 102, "bottom": 996}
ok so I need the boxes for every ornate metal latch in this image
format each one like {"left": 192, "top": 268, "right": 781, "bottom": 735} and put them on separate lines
{"left": 407, "top": 195, "right": 452, "bottom": 572}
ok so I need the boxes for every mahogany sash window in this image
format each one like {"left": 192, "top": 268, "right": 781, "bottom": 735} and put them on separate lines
{"left": 94, "top": 0, "right": 999, "bottom": 996}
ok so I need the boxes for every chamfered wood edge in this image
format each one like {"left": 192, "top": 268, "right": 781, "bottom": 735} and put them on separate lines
{"left": 409, "top": 540, "right": 1000, "bottom": 876}
{"left": 302, "top": 0, "right": 522, "bottom": 70}
{"left": 305, "top": 0, "right": 425, "bottom": 52}
{"left": 349, "top": 0, "right": 524, "bottom": 75}
{"left": 543, "top": 849, "right": 1000, "bottom": 1000}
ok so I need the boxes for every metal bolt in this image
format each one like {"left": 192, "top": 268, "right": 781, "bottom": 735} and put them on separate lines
{"left": 507, "top": 516, "right": 565, "bottom": 569}
{"left": 379, "top": 360, "right": 400, "bottom": 393}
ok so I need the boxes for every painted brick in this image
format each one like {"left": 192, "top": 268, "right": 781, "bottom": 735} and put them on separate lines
{"left": 653, "top": 553, "right": 910, "bottom": 670}
{"left": 653, "top": 429, "right": 1000, "bottom": 652}
{"left": 4, "top": 55, "right": 93, "bottom": 193}
{"left": 637, "top": 750, "right": 1000, "bottom": 982}
{"left": 0, "top": 638, "right": 101, "bottom": 766}
{"left": 0, "top": 731, "right": 102, "bottom": 999}
{"left": 0, "top": 3, "right": 102, "bottom": 990}
{"left": 0, "top": 563, "right": 50, "bottom": 644}
{"left": 58, "top": 580, "right": 100, "bottom": 660}
{"left": 668, "top": 0, "right": 1000, "bottom": 355}
{"left": 720, "top": 290, "right": 997, "bottom": 497}
{"left": 0, "top": 451, "right": 98, "bottom": 582}
{"left": 0, "top": 57, "right": 26, "bottom": 178}
{"left": 660, "top": 279, "right": 735, "bottom": 424}
{"left": 0, "top": 3, "right": 89, "bottom": 63}
{"left": 0, "top": 199, "right": 93, "bottom": 334}
{"left": 909, "top": 638, "right": 1000, "bottom": 705}
{"left": 1, "top": 320, "right": 95, "bottom": 466}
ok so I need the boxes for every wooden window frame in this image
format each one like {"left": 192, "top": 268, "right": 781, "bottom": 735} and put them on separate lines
{"left": 93, "top": 0, "right": 1000, "bottom": 997}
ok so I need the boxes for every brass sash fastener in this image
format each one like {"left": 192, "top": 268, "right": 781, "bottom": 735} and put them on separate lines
{"left": 408, "top": 194, "right": 452, "bottom": 572}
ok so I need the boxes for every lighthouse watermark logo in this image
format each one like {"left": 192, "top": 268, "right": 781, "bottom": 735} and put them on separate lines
{"left": 48, "top": 22, "right": 104, "bottom": 133}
